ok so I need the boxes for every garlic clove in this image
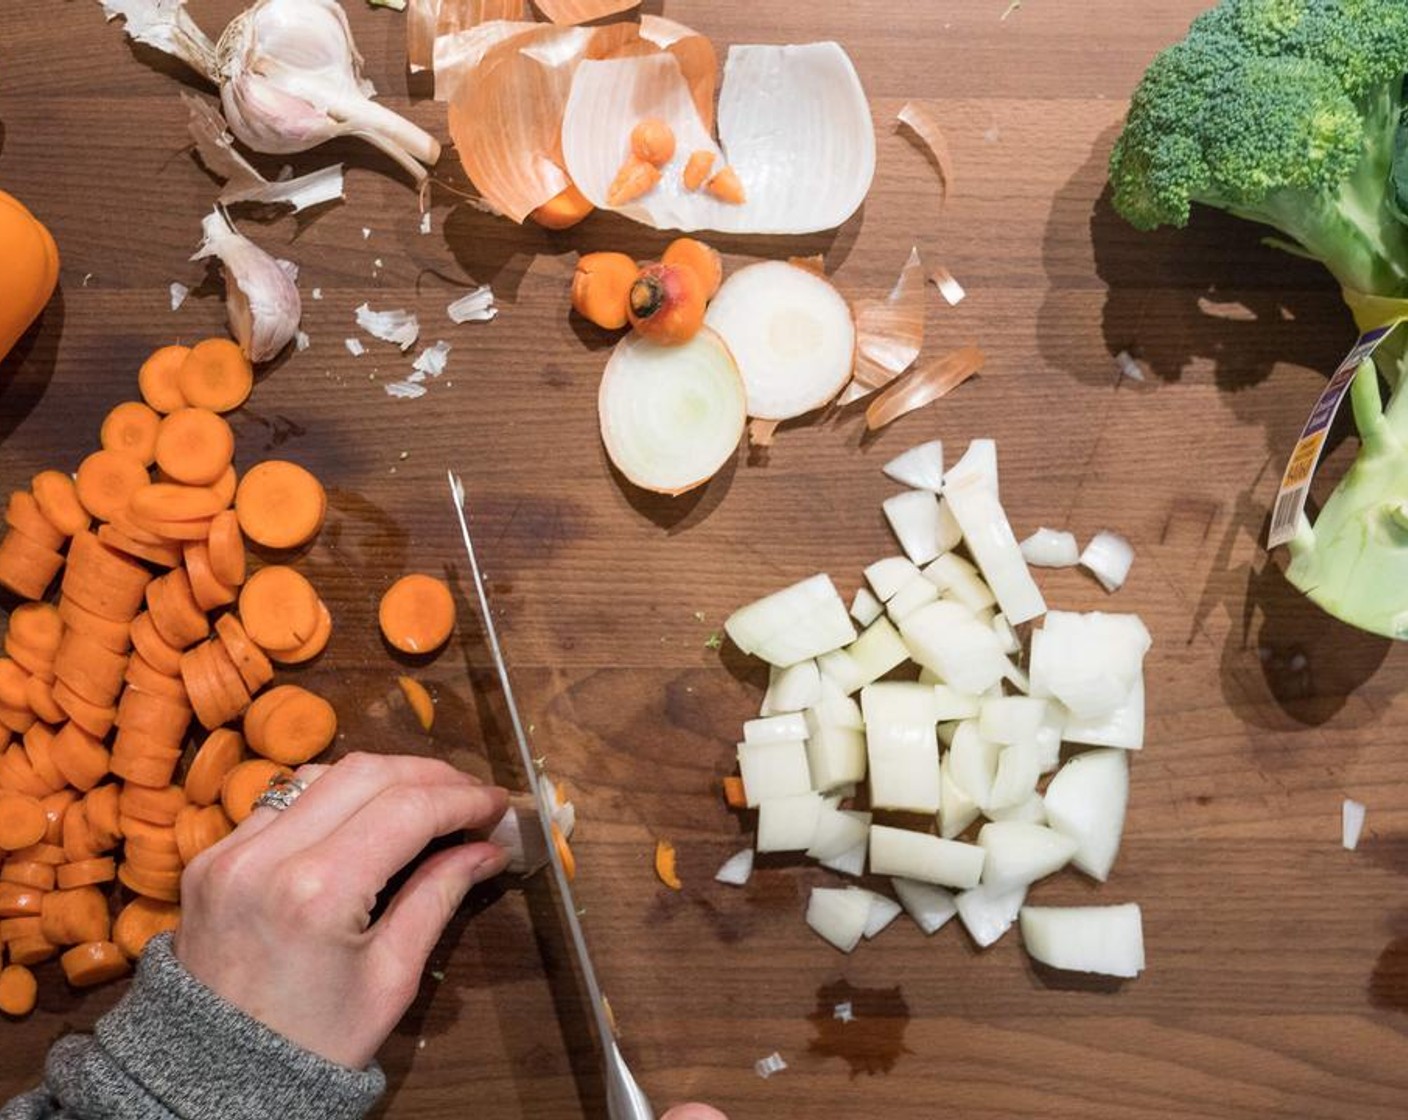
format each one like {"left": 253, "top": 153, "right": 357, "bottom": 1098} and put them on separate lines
{"left": 191, "top": 208, "right": 302, "bottom": 363}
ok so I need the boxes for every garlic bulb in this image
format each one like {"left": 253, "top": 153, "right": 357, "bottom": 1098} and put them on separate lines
{"left": 103, "top": 0, "right": 440, "bottom": 184}
{"left": 192, "top": 209, "right": 302, "bottom": 362}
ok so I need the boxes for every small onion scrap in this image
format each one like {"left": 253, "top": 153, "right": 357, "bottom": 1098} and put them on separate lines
{"left": 851, "top": 246, "right": 926, "bottom": 396}
{"left": 897, "top": 100, "right": 954, "bottom": 204}
{"left": 705, "top": 260, "right": 857, "bottom": 421}
{"left": 598, "top": 327, "right": 746, "bottom": 496}
{"left": 865, "top": 344, "right": 985, "bottom": 431}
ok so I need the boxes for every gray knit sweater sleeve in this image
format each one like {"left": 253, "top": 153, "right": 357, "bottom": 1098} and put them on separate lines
{"left": 0, "top": 934, "right": 385, "bottom": 1120}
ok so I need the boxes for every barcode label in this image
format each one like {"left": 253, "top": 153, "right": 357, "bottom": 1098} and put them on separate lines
{"left": 1267, "top": 485, "right": 1306, "bottom": 548}
{"left": 1267, "top": 320, "right": 1405, "bottom": 549}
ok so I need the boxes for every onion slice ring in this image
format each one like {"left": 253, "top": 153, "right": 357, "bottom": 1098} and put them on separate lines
{"left": 598, "top": 328, "right": 747, "bottom": 496}
{"left": 865, "top": 344, "right": 985, "bottom": 431}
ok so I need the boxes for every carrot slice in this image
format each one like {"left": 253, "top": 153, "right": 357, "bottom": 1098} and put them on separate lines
{"left": 130, "top": 613, "right": 182, "bottom": 676}
{"left": 129, "top": 481, "right": 227, "bottom": 523}
{"left": 62, "top": 532, "right": 150, "bottom": 622}
{"left": 49, "top": 723, "right": 111, "bottom": 791}
{"left": 206, "top": 642, "right": 251, "bottom": 717}
{"left": 4, "top": 635, "right": 53, "bottom": 681}
{"left": 0, "top": 792, "right": 46, "bottom": 850}
{"left": 145, "top": 568, "right": 210, "bottom": 649}
{"left": 7, "top": 936, "right": 58, "bottom": 966}
{"left": 0, "top": 660, "right": 28, "bottom": 709}
{"left": 213, "top": 614, "right": 273, "bottom": 693}
{"left": 179, "top": 643, "right": 240, "bottom": 730}
{"left": 238, "top": 566, "right": 319, "bottom": 652}
{"left": 398, "top": 676, "right": 435, "bottom": 731}
{"left": 206, "top": 510, "right": 246, "bottom": 587}
{"left": 270, "top": 599, "right": 332, "bottom": 665}
{"left": 0, "top": 700, "right": 36, "bottom": 736}
{"left": 154, "top": 408, "right": 234, "bottom": 487}
{"left": 177, "top": 338, "right": 254, "bottom": 413}
{"left": 75, "top": 450, "right": 150, "bottom": 523}
{"left": 184, "top": 729, "right": 244, "bottom": 807}
{"left": 61, "top": 800, "right": 101, "bottom": 862}
{"left": 234, "top": 461, "right": 326, "bottom": 550}
{"left": 97, "top": 523, "right": 183, "bottom": 568}
{"left": 552, "top": 823, "right": 576, "bottom": 881}
{"left": 26, "top": 675, "right": 62, "bottom": 726}
{"left": 0, "top": 916, "right": 44, "bottom": 943}
{"left": 119, "top": 783, "right": 188, "bottom": 827}
{"left": 0, "top": 745, "right": 52, "bottom": 799}
{"left": 113, "top": 896, "right": 180, "bottom": 960}
{"left": 116, "top": 862, "right": 181, "bottom": 903}
{"left": 21, "top": 725, "right": 66, "bottom": 793}
{"left": 211, "top": 465, "right": 238, "bottom": 509}
{"left": 243, "top": 685, "right": 335, "bottom": 766}
{"left": 0, "top": 860, "right": 54, "bottom": 890}
{"left": 124, "top": 653, "right": 188, "bottom": 702}
{"left": 182, "top": 541, "right": 237, "bottom": 611}
{"left": 9, "top": 603, "right": 62, "bottom": 657}
{"left": 174, "top": 803, "right": 232, "bottom": 865}
{"left": 220, "top": 758, "right": 291, "bottom": 825}
{"left": 41, "top": 885, "right": 111, "bottom": 945}
{"left": 39, "top": 789, "right": 75, "bottom": 845}
{"left": 8, "top": 841, "right": 65, "bottom": 866}
{"left": 52, "top": 682, "right": 117, "bottom": 741}
{"left": 0, "top": 883, "right": 46, "bottom": 918}
{"left": 114, "top": 687, "right": 191, "bottom": 746}
{"left": 60, "top": 940, "right": 130, "bottom": 987}
{"left": 55, "top": 857, "right": 116, "bottom": 890}
{"left": 5, "top": 491, "right": 66, "bottom": 551}
{"left": 654, "top": 838, "right": 682, "bottom": 890}
{"left": 0, "top": 530, "right": 64, "bottom": 601}
{"left": 31, "top": 471, "right": 90, "bottom": 537}
{"left": 100, "top": 400, "right": 162, "bottom": 466}
{"left": 59, "top": 597, "right": 133, "bottom": 655}
{"left": 0, "top": 963, "right": 37, "bottom": 1016}
{"left": 54, "top": 629, "right": 129, "bottom": 707}
{"left": 118, "top": 817, "right": 178, "bottom": 849}
{"left": 84, "top": 784, "right": 122, "bottom": 848}
{"left": 111, "top": 746, "right": 182, "bottom": 790}
{"left": 379, "top": 574, "right": 456, "bottom": 655}
{"left": 139, "top": 345, "right": 192, "bottom": 414}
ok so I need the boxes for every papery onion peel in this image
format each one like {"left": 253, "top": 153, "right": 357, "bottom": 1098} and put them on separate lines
{"left": 865, "top": 344, "right": 984, "bottom": 431}
{"left": 897, "top": 100, "right": 954, "bottom": 204}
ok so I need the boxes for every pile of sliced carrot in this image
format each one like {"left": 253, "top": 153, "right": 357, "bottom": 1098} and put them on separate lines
{"left": 0, "top": 339, "right": 338, "bottom": 1017}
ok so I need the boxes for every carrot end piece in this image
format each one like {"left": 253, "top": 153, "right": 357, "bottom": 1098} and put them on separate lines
{"left": 654, "top": 838, "right": 682, "bottom": 890}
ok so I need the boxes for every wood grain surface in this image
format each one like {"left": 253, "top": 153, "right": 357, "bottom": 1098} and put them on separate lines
{"left": 3, "top": 1, "right": 1408, "bottom": 1116}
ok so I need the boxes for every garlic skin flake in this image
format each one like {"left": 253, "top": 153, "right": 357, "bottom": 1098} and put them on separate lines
{"left": 192, "top": 208, "right": 302, "bottom": 362}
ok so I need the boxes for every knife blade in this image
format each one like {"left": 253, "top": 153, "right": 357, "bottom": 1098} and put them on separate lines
{"left": 448, "top": 472, "right": 654, "bottom": 1120}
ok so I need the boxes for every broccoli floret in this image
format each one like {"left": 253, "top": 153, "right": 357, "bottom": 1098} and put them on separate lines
{"left": 1110, "top": 0, "right": 1408, "bottom": 639}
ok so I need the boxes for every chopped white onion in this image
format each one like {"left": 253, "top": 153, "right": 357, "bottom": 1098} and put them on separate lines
{"left": 947, "top": 438, "right": 998, "bottom": 494}
{"left": 832, "top": 1001, "right": 854, "bottom": 1023}
{"left": 865, "top": 556, "right": 921, "bottom": 601}
{"left": 806, "top": 887, "right": 871, "bottom": 952}
{"left": 1019, "top": 903, "right": 1144, "bottom": 977}
{"left": 985, "top": 794, "right": 1047, "bottom": 825}
{"left": 411, "top": 340, "right": 452, "bottom": 378}
{"left": 1019, "top": 527, "right": 1080, "bottom": 568}
{"left": 891, "top": 877, "right": 958, "bottom": 934}
{"left": 1043, "top": 749, "right": 1129, "bottom": 881}
{"left": 1113, "top": 350, "right": 1145, "bottom": 383}
{"left": 754, "top": 1051, "right": 789, "bottom": 1078}
{"left": 855, "top": 888, "right": 903, "bottom": 939}
{"left": 761, "top": 660, "right": 823, "bottom": 716}
{"left": 932, "top": 684, "right": 981, "bottom": 722}
{"left": 757, "top": 793, "right": 823, "bottom": 852}
{"left": 736, "top": 740, "right": 811, "bottom": 807}
{"left": 977, "top": 821, "right": 1077, "bottom": 890}
{"left": 169, "top": 281, "right": 189, "bottom": 311}
{"left": 869, "top": 824, "right": 984, "bottom": 890}
{"left": 818, "top": 811, "right": 871, "bottom": 877}
{"left": 861, "top": 682, "right": 941, "bottom": 814}
{"left": 446, "top": 284, "right": 497, "bottom": 323}
{"left": 943, "top": 459, "right": 1045, "bottom": 625}
{"left": 704, "top": 261, "right": 856, "bottom": 420}
{"left": 355, "top": 303, "right": 420, "bottom": 350}
{"left": 345, "top": 337, "right": 366, "bottom": 357}
{"left": 939, "top": 750, "right": 982, "bottom": 840}
{"left": 803, "top": 714, "right": 867, "bottom": 791}
{"left": 885, "top": 574, "right": 941, "bottom": 623}
{"left": 1343, "top": 798, "right": 1366, "bottom": 850}
{"left": 882, "top": 440, "right": 944, "bottom": 492}
{"left": 955, "top": 881, "right": 1026, "bottom": 948}
{"left": 1080, "top": 531, "right": 1135, "bottom": 592}
{"left": 978, "top": 696, "right": 1050, "bottom": 745}
{"left": 599, "top": 327, "right": 747, "bottom": 498}
{"left": 806, "top": 804, "right": 870, "bottom": 860}
{"left": 850, "top": 586, "right": 884, "bottom": 627}
{"left": 883, "top": 490, "right": 946, "bottom": 566}
{"left": 1062, "top": 676, "right": 1145, "bottom": 750}
{"left": 899, "top": 601, "right": 1011, "bottom": 695}
{"left": 1028, "top": 611, "right": 1150, "bottom": 720}
{"left": 988, "top": 741, "right": 1042, "bottom": 810}
{"left": 743, "top": 713, "right": 809, "bottom": 746}
{"left": 948, "top": 720, "right": 1002, "bottom": 810}
{"left": 724, "top": 573, "right": 855, "bottom": 668}
{"left": 922, "top": 552, "right": 995, "bottom": 613}
{"left": 715, "top": 848, "right": 755, "bottom": 886}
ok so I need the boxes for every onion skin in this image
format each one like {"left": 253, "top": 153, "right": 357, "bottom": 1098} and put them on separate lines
{"left": 628, "top": 262, "right": 705, "bottom": 345}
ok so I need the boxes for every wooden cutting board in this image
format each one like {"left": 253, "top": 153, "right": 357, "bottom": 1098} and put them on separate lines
{"left": 1, "top": 1, "right": 1405, "bottom": 1116}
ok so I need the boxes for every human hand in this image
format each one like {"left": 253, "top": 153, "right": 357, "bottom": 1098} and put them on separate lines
{"left": 174, "top": 752, "right": 509, "bottom": 1070}
{"left": 661, "top": 1106, "right": 728, "bottom": 1120}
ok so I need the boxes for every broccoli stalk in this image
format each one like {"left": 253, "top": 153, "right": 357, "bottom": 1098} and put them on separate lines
{"left": 1109, "top": 0, "right": 1408, "bottom": 638}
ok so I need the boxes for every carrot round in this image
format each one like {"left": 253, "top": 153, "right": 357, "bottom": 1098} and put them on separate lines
{"left": 0, "top": 882, "right": 45, "bottom": 918}
{"left": 1, "top": 745, "right": 50, "bottom": 800}
{"left": 184, "top": 729, "right": 244, "bottom": 807}
{"left": 0, "top": 964, "right": 37, "bottom": 1016}
{"left": 74, "top": 450, "right": 149, "bottom": 523}
{"left": 54, "top": 629, "right": 128, "bottom": 707}
{"left": 4, "top": 632, "right": 53, "bottom": 680}
{"left": 243, "top": 685, "right": 336, "bottom": 766}
{"left": 552, "top": 823, "right": 576, "bottom": 881}
{"left": 123, "top": 834, "right": 182, "bottom": 874}
{"left": 21, "top": 725, "right": 65, "bottom": 793}
{"left": 113, "top": 896, "right": 180, "bottom": 960}
{"left": 52, "top": 682, "right": 117, "bottom": 742}
{"left": 39, "top": 788, "right": 75, "bottom": 845}
{"left": 0, "top": 792, "right": 46, "bottom": 850}
{"left": 177, "top": 338, "right": 254, "bottom": 413}
{"left": 379, "top": 574, "right": 456, "bottom": 655}
{"left": 206, "top": 510, "right": 246, "bottom": 587}
{"left": 60, "top": 941, "right": 130, "bottom": 988}
{"left": 41, "top": 885, "right": 110, "bottom": 945}
{"left": 213, "top": 614, "right": 273, "bottom": 693}
{"left": 31, "top": 471, "right": 90, "bottom": 537}
{"left": 220, "top": 758, "right": 292, "bottom": 825}
{"left": 153, "top": 408, "right": 234, "bottom": 487}
{"left": 211, "top": 465, "right": 238, "bottom": 509}
{"left": 174, "top": 803, "right": 232, "bottom": 865}
{"left": 10, "top": 603, "right": 62, "bottom": 658}
{"left": 398, "top": 676, "right": 435, "bottom": 732}
{"left": 145, "top": 568, "right": 210, "bottom": 649}
{"left": 111, "top": 747, "right": 181, "bottom": 790}
{"left": 61, "top": 800, "right": 101, "bottom": 862}
{"left": 179, "top": 642, "right": 239, "bottom": 730}
{"left": 100, "top": 400, "right": 162, "bottom": 466}
{"left": 5, "top": 490, "right": 66, "bottom": 551}
{"left": 0, "top": 860, "right": 54, "bottom": 891}
{"left": 124, "top": 652, "right": 188, "bottom": 702}
{"left": 116, "top": 861, "right": 181, "bottom": 903}
{"left": 56, "top": 857, "right": 116, "bottom": 890}
{"left": 130, "top": 613, "right": 182, "bottom": 676}
{"left": 234, "top": 461, "right": 326, "bottom": 550}
{"left": 238, "top": 565, "right": 320, "bottom": 652}
{"left": 0, "top": 700, "right": 37, "bottom": 738}
{"left": 84, "top": 784, "right": 122, "bottom": 848}
{"left": 0, "top": 528, "right": 65, "bottom": 601}
{"left": 0, "top": 660, "right": 27, "bottom": 709}
{"left": 270, "top": 599, "right": 332, "bottom": 665}
{"left": 8, "top": 841, "right": 65, "bottom": 866}
{"left": 0, "top": 916, "right": 43, "bottom": 942}
{"left": 128, "top": 481, "right": 227, "bottom": 524}
{"left": 182, "top": 540, "right": 237, "bottom": 612}
{"left": 49, "top": 723, "right": 111, "bottom": 792}
{"left": 97, "top": 523, "right": 183, "bottom": 569}
{"left": 57, "top": 598, "right": 130, "bottom": 655}
{"left": 119, "top": 783, "right": 188, "bottom": 827}
{"left": 138, "top": 345, "right": 191, "bottom": 414}
{"left": 62, "top": 532, "right": 150, "bottom": 623}
{"left": 114, "top": 687, "right": 191, "bottom": 747}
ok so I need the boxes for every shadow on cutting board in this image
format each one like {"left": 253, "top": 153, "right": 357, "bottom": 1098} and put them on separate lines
{"left": 1036, "top": 130, "right": 1392, "bottom": 729}
{"left": 0, "top": 286, "right": 62, "bottom": 447}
